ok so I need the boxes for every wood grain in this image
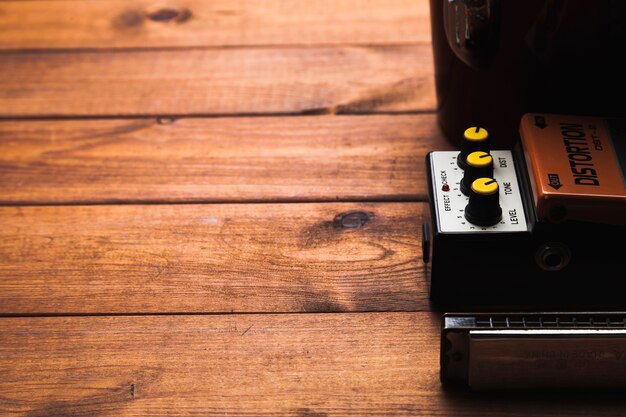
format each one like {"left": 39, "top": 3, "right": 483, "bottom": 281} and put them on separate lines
{"left": 0, "top": 0, "right": 430, "bottom": 50}
{"left": 0, "top": 114, "right": 452, "bottom": 204}
{"left": 2, "top": 312, "right": 625, "bottom": 417}
{"left": 0, "top": 45, "right": 435, "bottom": 117}
{"left": 0, "top": 202, "right": 431, "bottom": 314}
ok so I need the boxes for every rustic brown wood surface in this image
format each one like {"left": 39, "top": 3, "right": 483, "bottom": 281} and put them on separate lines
{"left": 0, "top": 46, "right": 434, "bottom": 117}
{"left": 0, "top": 0, "right": 610, "bottom": 415}
{"left": 2, "top": 313, "right": 625, "bottom": 417}
{"left": 0, "top": 202, "right": 430, "bottom": 314}
{"left": 0, "top": 0, "right": 430, "bottom": 50}
{"left": 0, "top": 115, "right": 451, "bottom": 204}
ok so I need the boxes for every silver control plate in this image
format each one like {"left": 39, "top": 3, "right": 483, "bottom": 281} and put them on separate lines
{"left": 429, "top": 151, "right": 529, "bottom": 233}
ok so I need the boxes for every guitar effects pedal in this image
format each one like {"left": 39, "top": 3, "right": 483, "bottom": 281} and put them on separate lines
{"left": 425, "top": 113, "right": 626, "bottom": 310}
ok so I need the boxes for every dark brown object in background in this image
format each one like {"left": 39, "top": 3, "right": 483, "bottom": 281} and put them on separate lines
{"left": 430, "top": 0, "right": 626, "bottom": 148}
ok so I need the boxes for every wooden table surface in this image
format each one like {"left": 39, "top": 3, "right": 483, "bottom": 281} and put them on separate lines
{"left": 1, "top": 1, "right": 623, "bottom": 416}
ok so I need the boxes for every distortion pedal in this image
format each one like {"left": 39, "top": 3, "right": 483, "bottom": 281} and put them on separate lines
{"left": 424, "top": 113, "right": 626, "bottom": 310}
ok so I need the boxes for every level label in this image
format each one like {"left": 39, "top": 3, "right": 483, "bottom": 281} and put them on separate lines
{"left": 430, "top": 151, "right": 529, "bottom": 233}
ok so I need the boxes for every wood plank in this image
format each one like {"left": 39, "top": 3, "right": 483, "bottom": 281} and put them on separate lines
{"left": 0, "top": 45, "right": 435, "bottom": 117}
{"left": 0, "top": 202, "right": 430, "bottom": 314}
{"left": 0, "top": 0, "right": 430, "bottom": 50}
{"left": 2, "top": 312, "right": 624, "bottom": 416}
{"left": 0, "top": 114, "right": 452, "bottom": 204}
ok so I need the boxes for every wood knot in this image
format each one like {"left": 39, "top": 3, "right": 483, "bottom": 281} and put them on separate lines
{"left": 148, "top": 8, "right": 192, "bottom": 23}
{"left": 333, "top": 211, "right": 371, "bottom": 229}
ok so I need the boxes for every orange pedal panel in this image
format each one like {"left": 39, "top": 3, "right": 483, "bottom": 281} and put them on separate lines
{"left": 519, "top": 114, "right": 626, "bottom": 225}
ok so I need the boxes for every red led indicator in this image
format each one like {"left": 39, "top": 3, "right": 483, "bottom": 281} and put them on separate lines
{"left": 442, "top": 184, "right": 450, "bottom": 192}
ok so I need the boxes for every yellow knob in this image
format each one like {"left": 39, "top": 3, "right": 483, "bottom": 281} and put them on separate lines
{"left": 471, "top": 177, "right": 499, "bottom": 195}
{"left": 463, "top": 127, "right": 489, "bottom": 142}
{"left": 466, "top": 151, "right": 493, "bottom": 168}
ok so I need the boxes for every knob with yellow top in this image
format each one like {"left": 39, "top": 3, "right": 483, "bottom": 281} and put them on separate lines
{"left": 458, "top": 126, "right": 490, "bottom": 170}
{"left": 464, "top": 177, "right": 502, "bottom": 226}
{"left": 460, "top": 151, "right": 494, "bottom": 196}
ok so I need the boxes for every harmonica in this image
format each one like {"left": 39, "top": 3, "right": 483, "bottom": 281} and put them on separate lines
{"left": 441, "top": 312, "right": 626, "bottom": 390}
